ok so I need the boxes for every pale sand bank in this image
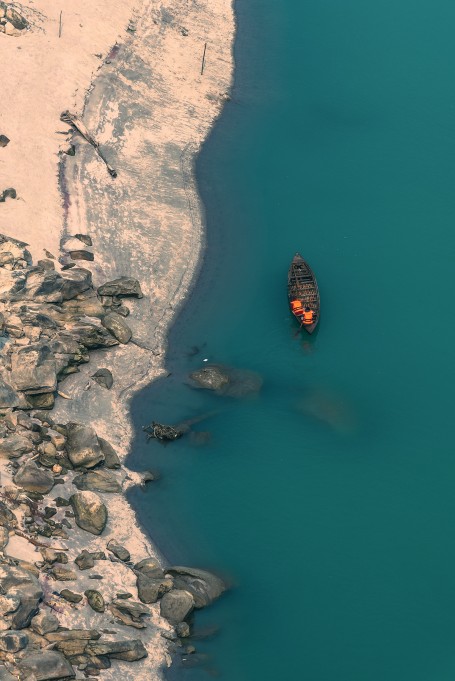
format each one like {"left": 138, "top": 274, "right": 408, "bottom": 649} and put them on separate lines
{"left": 0, "top": 0, "right": 235, "bottom": 678}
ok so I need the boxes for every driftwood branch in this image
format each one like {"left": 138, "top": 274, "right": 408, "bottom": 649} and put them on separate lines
{"left": 60, "top": 111, "right": 117, "bottom": 178}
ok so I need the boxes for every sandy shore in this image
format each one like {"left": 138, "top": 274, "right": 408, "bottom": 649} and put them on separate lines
{"left": 0, "top": 0, "right": 234, "bottom": 678}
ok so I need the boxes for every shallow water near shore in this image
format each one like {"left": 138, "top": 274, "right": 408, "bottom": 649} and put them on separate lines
{"left": 129, "top": 0, "right": 455, "bottom": 679}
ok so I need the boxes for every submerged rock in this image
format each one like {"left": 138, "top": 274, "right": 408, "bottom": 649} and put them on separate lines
{"left": 70, "top": 491, "right": 107, "bottom": 535}
{"left": 144, "top": 421, "right": 182, "bottom": 441}
{"left": 189, "top": 364, "right": 262, "bottom": 397}
{"left": 167, "top": 566, "right": 225, "bottom": 608}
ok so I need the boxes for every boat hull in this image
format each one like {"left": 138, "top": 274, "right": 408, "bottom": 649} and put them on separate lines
{"left": 287, "top": 253, "right": 320, "bottom": 334}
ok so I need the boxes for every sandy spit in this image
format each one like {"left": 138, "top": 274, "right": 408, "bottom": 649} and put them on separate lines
{"left": 1, "top": 0, "right": 235, "bottom": 678}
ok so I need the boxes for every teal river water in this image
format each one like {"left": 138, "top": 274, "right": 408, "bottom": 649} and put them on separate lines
{"left": 128, "top": 0, "right": 455, "bottom": 679}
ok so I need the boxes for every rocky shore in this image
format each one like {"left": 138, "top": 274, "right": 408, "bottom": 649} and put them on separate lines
{"left": 1, "top": 0, "right": 235, "bottom": 677}
{"left": 0, "top": 235, "right": 225, "bottom": 679}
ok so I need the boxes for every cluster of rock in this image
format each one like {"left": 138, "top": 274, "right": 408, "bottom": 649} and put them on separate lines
{"left": 0, "top": 234, "right": 226, "bottom": 678}
{"left": 0, "top": 2, "right": 28, "bottom": 36}
{"left": 0, "top": 233, "right": 141, "bottom": 410}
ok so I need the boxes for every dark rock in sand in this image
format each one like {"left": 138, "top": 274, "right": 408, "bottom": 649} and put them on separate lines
{"left": 22, "top": 392, "right": 55, "bottom": 410}
{"left": 0, "top": 564, "right": 43, "bottom": 629}
{"left": 0, "top": 527, "right": 9, "bottom": 549}
{"left": 86, "top": 638, "right": 147, "bottom": 661}
{"left": 101, "top": 312, "right": 132, "bottom": 344}
{"left": 50, "top": 566, "right": 77, "bottom": 581}
{"left": 75, "top": 550, "right": 95, "bottom": 570}
{"left": 13, "top": 460, "right": 54, "bottom": 494}
{"left": 91, "top": 368, "right": 113, "bottom": 389}
{"left": 10, "top": 344, "right": 57, "bottom": 394}
{"left": 160, "top": 589, "right": 194, "bottom": 624}
{"left": 70, "top": 491, "right": 108, "bottom": 535}
{"left": 167, "top": 566, "right": 225, "bottom": 608}
{"left": 59, "top": 589, "right": 83, "bottom": 604}
{"left": 0, "top": 188, "right": 16, "bottom": 203}
{"left": 107, "top": 539, "right": 130, "bottom": 562}
{"left": 97, "top": 437, "right": 121, "bottom": 469}
{"left": 85, "top": 589, "right": 105, "bottom": 613}
{"left": 0, "top": 630, "right": 28, "bottom": 652}
{"left": 40, "top": 548, "right": 68, "bottom": 565}
{"left": 74, "top": 233, "right": 92, "bottom": 246}
{"left": 69, "top": 249, "right": 94, "bottom": 261}
{"left": 97, "top": 277, "right": 143, "bottom": 299}
{"left": 73, "top": 469, "right": 121, "bottom": 493}
{"left": 134, "top": 558, "right": 164, "bottom": 579}
{"left": 31, "top": 610, "right": 59, "bottom": 636}
{"left": 66, "top": 423, "right": 104, "bottom": 468}
{"left": 0, "top": 135, "right": 10, "bottom": 148}
{"left": 18, "top": 650, "right": 75, "bottom": 681}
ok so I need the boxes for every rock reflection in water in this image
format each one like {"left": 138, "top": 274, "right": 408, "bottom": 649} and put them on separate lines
{"left": 297, "top": 387, "right": 357, "bottom": 434}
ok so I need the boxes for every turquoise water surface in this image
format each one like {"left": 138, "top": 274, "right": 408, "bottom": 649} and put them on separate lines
{"left": 129, "top": 0, "right": 455, "bottom": 678}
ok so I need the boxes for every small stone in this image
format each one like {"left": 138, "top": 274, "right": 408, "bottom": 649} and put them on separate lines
{"left": 69, "top": 249, "right": 94, "bottom": 261}
{"left": 0, "top": 135, "right": 10, "bottom": 148}
{"left": 75, "top": 550, "right": 95, "bottom": 570}
{"left": 97, "top": 277, "right": 143, "bottom": 299}
{"left": 91, "top": 368, "right": 113, "bottom": 390}
{"left": 59, "top": 589, "right": 82, "bottom": 603}
{"left": 50, "top": 566, "right": 77, "bottom": 581}
{"left": 85, "top": 589, "right": 105, "bottom": 613}
{"left": 107, "top": 540, "right": 130, "bottom": 562}
{"left": 74, "top": 233, "right": 92, "bottom": 246}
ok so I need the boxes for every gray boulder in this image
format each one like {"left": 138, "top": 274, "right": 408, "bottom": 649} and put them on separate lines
{"left": 0, "top": 630, "right": 28, "bottom": 652}
{"left": 68, "top": 322, "right": 119, "bottom": 349}
{"left": 70, "top": 491, "right": 107, "bottom": 535}
{"left": 0, "top": 434, "right": 34, "bottom": 460}
{"left": 61, "top": 267, "right": 92, "bottom": 300}
{"left": 66, "top": 423, "right": 104, "bottom": 468}
{"left": 31, "top": 610, "right": 59, "bottom": 636}
{"left": 109, "top": 599, "right": 150, "bottom": 629}
{"left": 101, "top": 312, "right": 132, "bottom": 344}
{"left": 14, "top": 460, "right": 54, "bottom": 494}
{"left": 97, "top": 277, "right": 143, "bottom": 298}
{"left": 0, "top": 564, "right": 43, "bottom": 629}
{"left": 73, "top": 469, "right": 121, "bottom": 493}
{"left": 0, "top": 665, "right": 16, "bottom": 680}
{"left": 86, "top": 638, "right": 147, "bottom": 661}
{"left": 18, "top": 651, "right": 75, "bottom": 680}
{"left": 134, "top": 558, "right": 164, "bottom": 578}
{"left": 10, "top": 344, "right": 57, "bottom": 394}
{"left": 136, "top": 573, "right": 172, "bottom": 604}
{"left": 59, "top": 589, "right": 82, "bottom": 604}
{"left": 98, "top": 437, "right": 121, "bottom": 469}
{"left": 167, "top": 566, "right": 225, "bottom": 608}
{"left": 160, "top": 589, "right": 194, "bottom": 624}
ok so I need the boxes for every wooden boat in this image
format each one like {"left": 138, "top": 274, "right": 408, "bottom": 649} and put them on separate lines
{"left": 287, "top": 253, "right": 320, "bottom": 334}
